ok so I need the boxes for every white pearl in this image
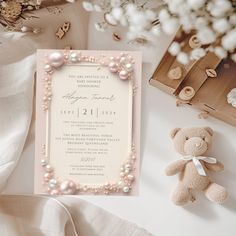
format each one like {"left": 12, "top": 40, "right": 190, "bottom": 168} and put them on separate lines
{"left": 118, "top": 181, "right": 124, "bottom": 188}
{"left": 120, "top": 172, "right": 125, "bottom": 177}
{"left": 123, "top": 186, "right": 130, "bottom": 193}
{"left": 49, "top": 179, "right": 57, "bottom": 188}
{"left": 120, "top": 56, "right": 126, "bottom": 63}
{"left": 41, "top": 159, "right": 47, "bottom": 166}
{"left": 44, "top": 64, "right": 52, "bottom": 72}
{"left": 125, "top": 63, "right": 133, "bottom": 72}
{"left": 125, "top": 164, "right": 131, "bottom": 169}
{"left": 49, "top": 179, "right": 57, "bottom": 185}
{"left": 70, "top": 52, "right": 78, "bottom": 62}
{"left": 48, "top": 52, "right": 64, "bottom": 68}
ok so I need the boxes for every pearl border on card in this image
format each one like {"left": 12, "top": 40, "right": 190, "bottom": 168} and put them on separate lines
{"left": 40, "top": 50, "right": 137, "bottom": 195}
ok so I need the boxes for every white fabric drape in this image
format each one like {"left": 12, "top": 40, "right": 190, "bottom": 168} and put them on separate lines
{"left": 0, "top": 55, "right": 35, "bottom": 191}
{"left": 0, "top": 195, "right": 152, "bottom": 236}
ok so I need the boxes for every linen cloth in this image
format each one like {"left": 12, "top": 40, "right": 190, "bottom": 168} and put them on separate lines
{"left": 0, "top": 1, "right": 153, "bottom": 235}
{"left": 0, "top": 195, "right": 152, "bottom": 236}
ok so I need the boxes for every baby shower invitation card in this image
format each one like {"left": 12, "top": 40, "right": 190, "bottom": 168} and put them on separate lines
{"left": 35, "top": 50, "right": 141, "bottom": 196}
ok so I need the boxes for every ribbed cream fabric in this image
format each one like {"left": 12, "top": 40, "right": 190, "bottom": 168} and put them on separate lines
{"left": 0, "top": 195, "right": 153, "bottom": 236}
{"left": 0, "top": 55, "right": 35, "bottom": 191}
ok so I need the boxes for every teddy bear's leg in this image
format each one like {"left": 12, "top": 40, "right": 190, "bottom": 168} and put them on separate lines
{"left": 171, "top": 183, "right": 192, "bottom": 205}
{"left": 204, "top": 182, "right": 228, "bottom": 204}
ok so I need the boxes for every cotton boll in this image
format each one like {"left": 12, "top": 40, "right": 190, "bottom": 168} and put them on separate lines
{"left": 177, "top": 52, "right": 190, "bottom": 65}
{"left": 82, "top": 1, "right": 94, "bottom": 11}
{"left": 221, "top": 28, "right": 236, "bottom": 51}
{"left": 104, "top": 13, "right": 118, "bottom": 25}
{"left": 145, "top": 10, "right": 156, "bottom": 21}
{"left": 120, "top": 16, "right": 128, "bottom": 26}
{"left": 130, "top": 12, "right": 148, "bottom": 28}
{"left": 197, "top": 27, "right": 216, "bottom": 45}
{"left": 162, "top": 18, "right": 179, "bottom": 35}
{"left": 158, "top": 9, "right": 170, "bottom": 23}
{"left": 129, "top": 26, "right": 137, "bottom": 32}
{"left": 151, "top": 25, "right": 162, "bottom": 36}
{"left": 231, "top": 54, "right": 236, "bottom": 63}
{"left": 207, "top": 46, "right": 214, "bottom": 52}
{"left": 168, "top": 42, "right": 181, "bottom": 56}
{"left": 209, "top": 0, "right": 232, "bottom": 17}
{"left": 229, "top": 14, "right": 236, "bottom": 25}
{"left": 167, "top": 0, "right": 185, "bottom": 14}
{"left": 195, "top": 17, "right": 208, "bottom": 29}
{"left": 180, "top": 16, "right": 194, "bottom": 32}
{"left": 111, "top": 7, "right": 124, "bottom": 21}
{"left": 125, "top": 4, "right": 137, "bottom": 16}
{"left": 213, "top": 18, "right": 230, "bottom": 34}
{"left": 111, "top": 0, "right": 121, "bottom": 7}
{"left": 93, "top": 5, "right": 102, "bottom": 12}
{"left": 127, "top": 31, "right": 136, "bottom": 41}
{"left": 187, "top": 0, "right": 206, "bottom": 10}
{"left": 206, "top": 1, "right": 213, "bottom": 11}
{"left": 190, "top": 48, "right": 206, "bottom": 60}
{"left": 214, "top": 46, "right": 227, "bottom": 59}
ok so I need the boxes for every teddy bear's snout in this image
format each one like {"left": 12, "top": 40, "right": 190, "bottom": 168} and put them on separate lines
{"left": 184, "top": 137, "right": 207, "bottom": 156}
{"left": 195, "top": 143, "right": 202, "bottom": 148}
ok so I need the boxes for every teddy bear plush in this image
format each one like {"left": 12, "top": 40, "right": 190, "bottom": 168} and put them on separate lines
{"left": 165, "top": 127, "right": 227, "bottom": 205}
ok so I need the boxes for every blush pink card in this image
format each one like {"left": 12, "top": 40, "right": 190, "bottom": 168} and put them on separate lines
{"left": 35, "top": 50, "right": 142, "bottom": 196}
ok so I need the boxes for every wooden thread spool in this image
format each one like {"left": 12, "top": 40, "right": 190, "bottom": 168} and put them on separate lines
{"left": 179, "top": 86, "right": 195, "bottom": 101}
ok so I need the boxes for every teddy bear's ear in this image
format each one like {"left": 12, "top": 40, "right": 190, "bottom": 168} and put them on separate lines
{"left": 204, "top": 127, "right": 214, "bottom": 136}
{"left": 170, "top": 128, "right": 181, "bottom": 139}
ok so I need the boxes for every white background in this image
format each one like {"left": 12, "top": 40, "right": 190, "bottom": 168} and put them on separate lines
{"left": 5, "top": 13, "right": 236, "bottom": 236}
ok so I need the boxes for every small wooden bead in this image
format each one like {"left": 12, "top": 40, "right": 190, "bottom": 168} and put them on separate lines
{"left": 167, "top": 66, "right": 182, "bottom": 80}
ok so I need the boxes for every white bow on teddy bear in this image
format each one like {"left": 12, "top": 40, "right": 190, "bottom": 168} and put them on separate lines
{"left": 181, "top": 155, "right": 217, "bottom": 176}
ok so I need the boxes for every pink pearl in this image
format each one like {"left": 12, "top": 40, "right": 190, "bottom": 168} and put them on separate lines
{"left": 127, "top": 174, "right": 135, "bottom": 181}
{"left": 60, "top": 180, "right": 77, "bottom": 195}
{"left": 109, "top": 61, "right": 118, "bottom": 73}
{"left": 44, "top": 173, "right": 53, "bottom": 181}
{"left": 48, "top": 52, "right": 64, "bottom": 68}
{"left": 119, "top": 70, "right": 129, "bottom": 80}
{"left": 50, "top": 189, "right": 60, "bottom": 195}
{"left": 45, "top": 165, "right": 53, "bottom": 172}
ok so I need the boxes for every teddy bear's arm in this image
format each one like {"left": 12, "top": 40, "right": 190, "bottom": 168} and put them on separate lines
{"left": 205, "top": 161, "right": 224, "bottom": 172}
{"left": 165, "top": 160, "right": 186, "bottom": 176}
